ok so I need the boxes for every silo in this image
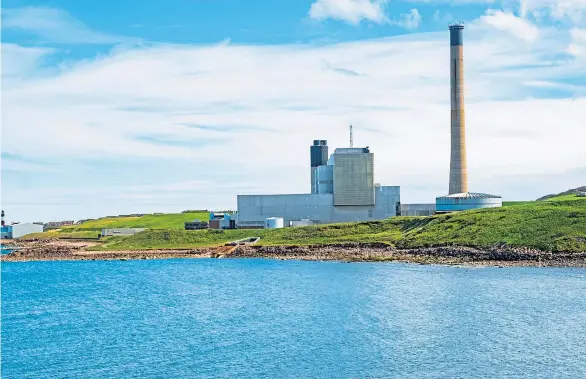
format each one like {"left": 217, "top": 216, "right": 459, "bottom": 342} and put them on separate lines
{"left": 265, "top": 217, "right": 284, "bottom": 229}
{"left": 310, "top": 140, "right": 328, "bottom": 194}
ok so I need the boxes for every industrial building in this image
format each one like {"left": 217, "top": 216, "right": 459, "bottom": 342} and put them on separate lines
{"left": 1, "top": 210, "right": 44, "bottom": 239}
{"left": 185, "top": 220, "right": 209, "bottom": 230}
{"left": 101, "top": 228, "right": 145, "bottom": 237}
{"left": 400, "top": 204, "right": 436, "bottom": 217}
{"left": 237, "top": 141, "right": 400, "bottom": 228}
{"left": 435, "top": 23, "right": 502, "bottom": 212}
{"left": 209, "top": 212, "right": 236, "bottom": 230}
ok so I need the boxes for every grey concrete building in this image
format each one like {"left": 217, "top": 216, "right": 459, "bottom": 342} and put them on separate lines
{"left": 237, "top": 141, "right": 400, "bottom": 228}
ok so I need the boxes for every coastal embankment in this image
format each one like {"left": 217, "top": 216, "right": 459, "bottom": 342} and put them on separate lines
{"left": 3, "top": 239, "right": 585, "bottom": 267}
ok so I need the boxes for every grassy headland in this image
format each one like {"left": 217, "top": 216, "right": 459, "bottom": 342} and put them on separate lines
{"left": 90, "top": 197, "right": 586, "bottom": 253}
{"left": 23, "top": 212, "right": 208, "bottom": 240}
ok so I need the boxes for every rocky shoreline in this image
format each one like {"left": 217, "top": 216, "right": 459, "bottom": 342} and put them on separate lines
{"left": 2, "top": 239, "right": 585, "bottom": 267}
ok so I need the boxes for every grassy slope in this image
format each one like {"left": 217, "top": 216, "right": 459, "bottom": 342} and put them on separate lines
{"left": 20, "top": 212, "right": 209, "bottom": 240}
{"left": 70, "top": 212, "right": 210, "bottom": 230}
{"left": 93, "top": 199, "right": 586, "bottom": 252}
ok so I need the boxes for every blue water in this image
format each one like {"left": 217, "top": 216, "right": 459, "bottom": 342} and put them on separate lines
{"left": 2, "top": 259, "right": 586, "bottom": 378}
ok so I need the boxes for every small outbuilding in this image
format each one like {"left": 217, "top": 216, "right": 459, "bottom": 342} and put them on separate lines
{"left": 265, "top": 217, "right": 284, "bottom": 229}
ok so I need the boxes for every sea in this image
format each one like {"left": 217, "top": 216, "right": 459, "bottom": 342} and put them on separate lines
{"left": 2, "top": 258, "right": 585, "bottom": 378}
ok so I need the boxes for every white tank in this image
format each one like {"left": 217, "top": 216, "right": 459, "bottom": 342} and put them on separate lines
{"left": 265, "top": 217, "right": 284, "bottom": 229}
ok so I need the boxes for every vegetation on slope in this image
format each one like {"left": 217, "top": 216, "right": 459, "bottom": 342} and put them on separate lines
{"left": 22, "top": 230, "right": 102, "bottom": 240}
{"left": 21, "top": 212, "right": 210, "bottom": 240}
{"left": 70, "top": 212, "right": 209, "bottom": 230}
{"left": 537, "top": 186, "right": 586, "bottom": 201}
{"left": 93, "top": 199, "right": 586, "bottom": 253}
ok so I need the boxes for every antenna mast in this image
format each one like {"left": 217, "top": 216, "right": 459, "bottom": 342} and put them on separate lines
{"left": 349, "top": 125, "right": 353, "bottom": 148}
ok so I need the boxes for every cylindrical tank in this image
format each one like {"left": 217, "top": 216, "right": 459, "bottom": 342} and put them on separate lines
{"left": 435, "top": 192, "right": 502, "bottom": 212}
{"left": 265, "top": 217, "right": 284, "bottom": 229}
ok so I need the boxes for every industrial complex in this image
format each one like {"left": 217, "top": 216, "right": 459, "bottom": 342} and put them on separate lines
{"left": 235, "top": 23, "right": 501, "bottom": 228}
{"left": 236, "top": 141, "right": 401, "bottom": 228}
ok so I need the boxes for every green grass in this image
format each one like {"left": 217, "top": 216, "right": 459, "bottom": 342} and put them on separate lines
{"left": 543, "top": 194, "right": 585, "bottom": 202}
{"left": 91, "top": 199, "right": 586, "bottom": 253}
{"left": 69, "top": 212, "right": 209, "bottom": 230}
{"left": 21, "top": 230, "right": 101, "bottom": 240}
{"left": 503, "top": 201, "right": 533, "bottom": 207}
{"left": 24, "top": 212, "right": 209, "bottom": 240}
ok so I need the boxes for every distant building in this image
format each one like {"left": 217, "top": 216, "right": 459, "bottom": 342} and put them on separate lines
{"left": 44, "top": 220, "right": 75, "bottom": 230}
{"left": 184, "top": 220, "right": 209, "bottom": 230}
{"left": 401, "top": 204, "right": 436, "bottom": 217}
{"left": 578, "top": 192, "right": 586, "bottom": 197}
{"left": 208, "top": 212, "right": 236, "bottom": 230}
{"left": 1, "top": 223, "right": 44, "bottom": 239}
{"left": 101, "top": 228, "right": 146, "bottom": 237}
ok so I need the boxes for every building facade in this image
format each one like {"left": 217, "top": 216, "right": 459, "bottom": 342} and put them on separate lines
{"left": 332, "top": 148, "right": 375, "bottom": 206}
{"left": 237, "top": 186, "right": 400, "bottom": 228}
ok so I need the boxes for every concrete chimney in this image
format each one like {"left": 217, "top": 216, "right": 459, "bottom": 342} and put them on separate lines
{"left": 448, "top": 23, "right": 468, "bottom": 194}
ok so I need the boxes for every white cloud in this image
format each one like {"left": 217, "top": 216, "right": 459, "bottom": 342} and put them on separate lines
{"left": 477, "top": 9, "right": 540, "bottom": 42}
{"left": 392, "top": 9, "right": 423, "bottom": 30}
{"left": 1, "top": 44, "right": 54, "bottom": 77}
{"left": 520, "top": 0, "right": 586, "bottom": 25}
{"left": 2, "top": 26, "right": 586, "bottom": 220}
{"left": 2, "top": 7, "right": 136, "bottom": 44}
{"left": 309, "top": 0, "right": 388, "bottom": 24}
{"left": 568, "top": 28, "right": 586, "bottom": 56}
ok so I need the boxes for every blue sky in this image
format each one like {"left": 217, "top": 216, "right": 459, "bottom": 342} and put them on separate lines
{"left": 1, "top": 0, "right": 585, "bottom": 222}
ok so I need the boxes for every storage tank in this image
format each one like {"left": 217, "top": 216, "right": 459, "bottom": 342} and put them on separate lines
{"left": 265, "top": 217, "right": 284, "bottom": 229}
{"left": 435, "top": 192, "right": 502, "bottom": 212}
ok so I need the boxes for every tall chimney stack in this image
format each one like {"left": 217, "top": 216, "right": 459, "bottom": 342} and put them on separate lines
{"left": 448, "top": 23, "right": 468, "bottom": 194}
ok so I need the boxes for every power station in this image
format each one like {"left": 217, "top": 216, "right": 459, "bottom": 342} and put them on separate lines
{"left": 436, "top": 23, "right": 502, "bottom": 212}
{"left": 236, "top": 23, "right": 502, "bottom": 228}
{"left": 236, "top": 140, "right": 400, "bottom": 228}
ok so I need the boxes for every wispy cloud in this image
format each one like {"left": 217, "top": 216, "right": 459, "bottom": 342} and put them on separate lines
{"left": 520, "top": 0, "right": 586, "bottom": 26}
{"left": 391, "top": 9, "right": 422, "bottom": 30}
{"left": 477, "top": 9, "right": 540, "bottom": 42}
{"left": 568, "top": 28, "right": 586, "bottom": 57}
{"left": 1, "top": 43, "right": 54, "bottom": 77}
{"left": 309, "top": 0, "right": 389, "bottom": 25}
{"left": 2, "top": 7, "right": 138, "bottom": 44}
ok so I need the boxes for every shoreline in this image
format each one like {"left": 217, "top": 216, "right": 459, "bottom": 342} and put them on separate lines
{"left": 2, "top": 240, "right": 585, "bottom": 267}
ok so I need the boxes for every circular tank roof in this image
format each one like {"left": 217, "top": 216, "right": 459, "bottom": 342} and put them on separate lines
{"left": 436, "top": 192, "right": 502, "bottom": 199}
